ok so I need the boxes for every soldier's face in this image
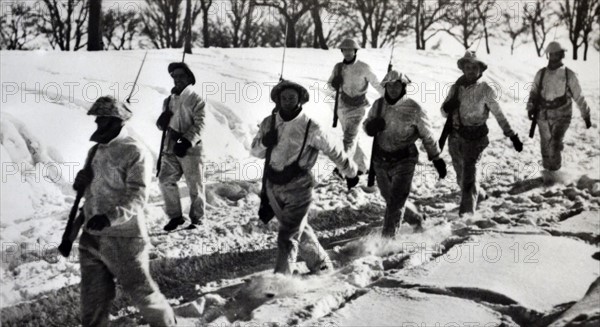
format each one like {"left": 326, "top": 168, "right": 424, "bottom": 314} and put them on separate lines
{"left": 386, "top": 81, "right": 404, "bottom": 99}
{"left": 548, "top": 51, "right": 564, "bottom": 64}
{"left": 341, "top": 48, "right": 356, "bottom": 61}
{"left": 171, "top": 68, "right": 192, "bottom": 92}
{"left": 463, "top": 62, "right": 480, "bottom": 82}
{"left": 279, "top": 89, "right": 300, "bottom": 112}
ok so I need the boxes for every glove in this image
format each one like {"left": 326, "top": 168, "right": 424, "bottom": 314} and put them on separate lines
{"left": 173, "top": 137, "right": 192, "bottom": 157}
{"left": 585, "top": 117, "right": 592, "bottom": 129}
{"left": 365, "top": 118, "right": 386, "bottom": 136}
{"left": 346, "top": 175, "right": 360, "bottom": 190}
{"left": 73, "top": 169, "right": 93, "bottom": 193}
{"left": 261, "top": 130, "right": 278, "bottom": 148}
{"left": 510, "top": 134, "right": 523, "bottom": 152}
{"left": 527, "top": 109, "right": 536, "bottom": 121}
{"left": 331, "top": 75, "right": 343, "bottom": 90}
{"left": 86, "top": 214, "right": 111, "bottom": 231}
{"left": 156, "top": 110, "right": 173, "bottom": 131}
{"left": 442, "top": 98, "right": 460, "bottom": 114}
{"left": 432, "top": 158, "right": 447, "bottom": 179}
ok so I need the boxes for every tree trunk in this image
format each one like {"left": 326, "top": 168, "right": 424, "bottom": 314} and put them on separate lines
{"left": 286, "top": 20, "right": 297, "bottom": 47}
{"left": 572, "top": 39, "right": 578, "bottom": 60}
{"left": 202, "top": 11, "right": 210, "bottom": 47}
{"left": 483, "top": 25, "right": 490, "bottom": 54}
{"left": 310, "top": 3, "right": 327, "bottom": 49}
{"left": 242, "top": 1, "right": 254, "bottom": 47}
{"left": 531, "top": 23, "right": 541, "bottom": 57}
{"left": 184, "top": 0, "right": 192, "bottom": 53}
{"left": 87, "top": 0, "right": 102, "bottom": 50}
{"left": 415, "top": 1, "right": 421, "bottom": 50}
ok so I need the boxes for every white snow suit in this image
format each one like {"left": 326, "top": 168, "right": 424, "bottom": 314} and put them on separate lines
{"left": 328, "top": 60, "right": 385, "bottom": 172}
{"left": 364, "top": 97, "right": 440, "bottom": 236}
{"left": 527, "top": 66, "right": 591, "bottom": 171}
{"left": 158, "top": 85, "right": 206, "bottom": 223}
{"left": 251, "top": 111, "right": 357, "bottom": 275}
{"left": 79, "top": 130, "right": 175, "bottom": 326}
{"left": 442, "top": 80, "right": 516, "bottom": 215}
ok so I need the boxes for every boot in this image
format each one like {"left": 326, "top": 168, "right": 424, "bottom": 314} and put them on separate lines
{"left": 163, "top": 216, "right": 185, "bottom": 231}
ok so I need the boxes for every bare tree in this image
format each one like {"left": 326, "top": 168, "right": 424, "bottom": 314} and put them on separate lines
{"left": 0, "top": 3, "right": 37, "bottom": 50}
{"left": 378, "top": 1, "right": 414, "bottom": 47}
{"left": 141, "top": 0, "right": 201, "bottom": 49}
{"left": 522, "top": 0, "right": 555, "bottom": 57}
{"left": 198, "top": 0, "right": 213, "bottom": 47}
{"left": 87, "top": 0, "right": 102, "bottom": 50}
{"left": 255, "top": 0, "right": 314, "bottom": 47}
{"left": 102, "top": 9, "right": 142, "bottom": 50}
{"left": 38, "top": 0, "right": 89, "bottom": 51}
{"left": 227, "top": 0, "right": 258, "bottom": 47}
{"left": 414, "top": 0, "right": 450, "bottom": 50}
{"left": 580, "top": 0, "right": 599, "bottom": 60}
{"left": 183, "top": 0, "right": 192, "bottom": 53}
{"left": 474, "top": 0, "right": 499, "bottom": 54}
{"left": 354, "top": 0, "right": 392, "bottom": 48}
{"left": 557, "top": 0, "right": 598, "bottom": 60}
{"left": 443, "top": 0, "right": 482, "bottom": 50}
{"left": 310, "top": 0, "right": 328, "bottom": 49}
{"left": 502, "top": 12, "right": 528, "bottom": 55}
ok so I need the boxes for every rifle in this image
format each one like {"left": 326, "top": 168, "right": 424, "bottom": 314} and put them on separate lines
{"left": 438, "top": 75, "right": 466, "bottom": 150}
{"left": 156, "top": 97, "right": 172, "bottom": 177}
{"left": 367, "top": 44, "right": 395, "bottom": 187}
{"left": 258, "top": 110, "right": 278, "bottom": 223}
{"left": 58, "top": 144, "right": 99, "bottom": 257}
{"left": 332, "top": 63, "right": 342, "bottom": 128}
{"left": 529, "top": 68, "right": 546, "bottom": 138}
{"left": 126, "top": 51, "right": 148, "bottom": 104}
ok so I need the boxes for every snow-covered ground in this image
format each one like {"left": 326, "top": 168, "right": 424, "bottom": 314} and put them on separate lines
{"left": 1, "top": 45, "right": 599, "bottom": 325}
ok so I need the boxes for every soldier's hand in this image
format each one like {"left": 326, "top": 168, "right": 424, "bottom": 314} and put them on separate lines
{"left": 346, "top": 175, "right": 360, "bottom": 190}
{"left": 331, "top": 75, "right": 343, "bottom": 90}
{"left": 86, "top": 214, "right": 111, "bottom": 231}
{"left": 156, "top": 110, "right": 173, "bottom": 131}
{"left": 365, "top": 117, "right": 386, "bottom": 136}
{"left": 262, "top": 130, "right": 278, "bottom": 148}
{"left": 174, "top": 137, "right": 192, "bottom": 157}
{"left": 442, "top": 98, "right": 460, "bottom": 114}
{"left": 73, "top": 169, "right": 93, "bottom": 193}
{"left": 432, "top": 158, "right": 447, "bottom": 179}
{"left": 510, "top": 134, "right": 523, "bottom": 152}
{"left": 528, "top": 110, "right": 536, "bottom": 121}
{"left": 585, "top": 117, "right": 592, "bottom": 129}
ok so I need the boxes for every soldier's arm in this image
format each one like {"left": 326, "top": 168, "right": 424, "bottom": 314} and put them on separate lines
{"left": 250, "top": 116, "right": 271, "bottom": 159}
{"left": 440, "top": 84, "right": 457, "bottom": 118}
{"left": 365, "top": 65, "right": 385, "bottom": 96}
{"left": 526, "top": 69, "right": 543, "bottom": 113}
{"left": 485, "top": 83, "right": 516, "bottom": 137}
{"left": 415, "top": 105, "right": 442, "bottom": 160}
{"left": 182, "top": 94, "right": 205, "bottom": 145}
{"left": 107, "top": 147, "right": 151, "bottom": 226}
{"left": 327, "top": 64, "right": 338, "bottom": 89}
{"left": 310, "top": 124, "right": 357, "bottom": 177}
{"left": 567, "top": 69, "right": 591, "bottom": 121}
{"left": 362, "top": 99, "right": 380, "bottom": 133}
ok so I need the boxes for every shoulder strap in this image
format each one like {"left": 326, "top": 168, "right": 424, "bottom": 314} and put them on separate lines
{"left": 538, "top": 67, "right": 547, "bottom": 95}
{"left": 83, "top": 144, "right": 100, "bottom": 174}
{"left": 296, "top": 120, "right": 312, "bottom": 162}
{"left": 564, "top": 67, "right": 570, "bottom": 96}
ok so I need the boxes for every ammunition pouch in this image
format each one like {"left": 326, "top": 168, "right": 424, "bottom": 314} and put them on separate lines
{"left": 266, "top": 163, "right": 309, "bottom": 185}
{"left": 455, "top": 124, "right": 489, "bottom": 140}
{"left": 374, "top": 144, "right": 418, "bottom": 163}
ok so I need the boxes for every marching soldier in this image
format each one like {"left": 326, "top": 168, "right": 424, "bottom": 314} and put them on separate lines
{"left": 251, "top": 80, "right": 359, "bottom": 275}
{"left": 364, "top": 70, "right": 447, "bottom": 237}
{"left": 527, "top": 41, "right": 592, "bottom": 183}
{"left": 156, "top": 62, "right": 206, "bottom": 231}
{"left": 328, "top": 38, "right": 385, "bottom": 175}
{"left": 441, "top": 51, "right": 523, "bottom": 216}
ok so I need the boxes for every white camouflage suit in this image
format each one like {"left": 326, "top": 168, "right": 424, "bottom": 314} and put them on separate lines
{"left": 80, "top": 130, "right": 175, "bottom": 326}
{"left": 158, "top": 85, "right": 206, "bottom": 223}
{"left": 251, "top": 112, "right": 357, "bottom": 275}
{"left": 328, "top": 60, "right": 384, "bottom": 172}
{"left": 364, "top": 97, "right": 441, "bottom": 237}
{"left": 526, "top": 66, "right": 591, "bottom": 171}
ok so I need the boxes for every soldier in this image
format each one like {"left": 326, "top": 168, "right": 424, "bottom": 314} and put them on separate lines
{"left": 251, "top": 80, "right": 359, "bottom": 275}
{"left": 441, "top": 51, "right": 523, "bottom": 217}
{"left": 73, "top": 96, "right": 176, "bottom": 326}
{"left": 364, "top": 70, "right": 447, "bottom": 237}
{"left": 527, "top": 41, "right": 592, "bottom": 183}
{"left": 328, "top": 38, "right": 385, "bottom": 175}
{"left": 156, "top": 62, "right": 206, "bottom": 231}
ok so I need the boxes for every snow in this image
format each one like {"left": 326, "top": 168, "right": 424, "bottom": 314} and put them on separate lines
{"left": 0, "top": 44, "right": 599, "bottom": 324}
